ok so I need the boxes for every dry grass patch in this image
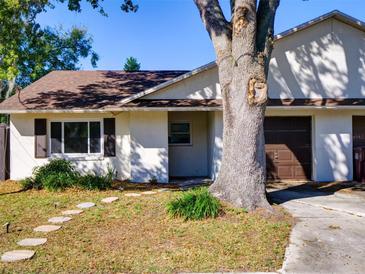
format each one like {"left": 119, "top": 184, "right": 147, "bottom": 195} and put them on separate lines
{"left": 0, "top": 181, "right": 292, "bottom": 273}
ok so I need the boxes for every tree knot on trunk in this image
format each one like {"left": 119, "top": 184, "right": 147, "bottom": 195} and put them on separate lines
{"left": 257, "top": 52, "right": 266, "bottom": 66}
{"left": 247, "top": 77, "right": 268, "bottom": 106}
{"left": 233, "top": 6, "right": 248, "bottom": 37}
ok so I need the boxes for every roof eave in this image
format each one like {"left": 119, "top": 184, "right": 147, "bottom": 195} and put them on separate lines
{"left": 275, "top": 10, "right": 365, "bottom": 41}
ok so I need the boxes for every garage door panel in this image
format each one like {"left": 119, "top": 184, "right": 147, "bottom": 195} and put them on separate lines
{"left": 265, "top": 117, "right": 312, "bottom": 181}
{"left": 277, "top": 150, "right": 293, "bottom": 161}
{"left": 295, "top": 164, "right": 309, "bottom": 176}
{"left": 277, "top": 166, "right": 294, "bottom": 178}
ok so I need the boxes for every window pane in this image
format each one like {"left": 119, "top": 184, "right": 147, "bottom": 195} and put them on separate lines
{"left": 90, "top": 122, "right": 101, "bottom": 153}
{"left": 64, "top": 122, "right": 88, "bottom": 153}
{"left": 170, "top": 134, "right": 191, "bottom": 144}
{"left": 50, "top": 122, "right": 62, "bottom": 153}
{"left": 171, "top": 123, "right": 189, "bottom": 133}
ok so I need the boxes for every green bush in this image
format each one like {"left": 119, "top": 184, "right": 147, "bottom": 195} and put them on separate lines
{"left": 33, "top": 159, "right": 78, "bottom": 185}
{"left": 42, "top": 173, "right": 75, "bottom": 191}
{"left": 77, "top": 173, "right": 112, "bottom": 190}
{"left": 166, "top": 187, "right": 221, "bottom": 220}
{"left": 20, "top": 177, "right": 40, "bottom": 190}
{"left": 20, "top": 159, "right": 115, "bottom": 191}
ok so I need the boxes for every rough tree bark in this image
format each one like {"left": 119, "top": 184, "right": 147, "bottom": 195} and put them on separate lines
{"left": 194, "top": 0, "right": 280, "bottom": 210}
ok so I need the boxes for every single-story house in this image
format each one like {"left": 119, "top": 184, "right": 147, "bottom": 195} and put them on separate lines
{"left": 1, "top": 10, "right": 365, "bottom": 183}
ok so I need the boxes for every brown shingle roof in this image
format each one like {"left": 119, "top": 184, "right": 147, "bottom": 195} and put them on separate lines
{"left": 0, "top": 70, "right": 187, "bottom": 111}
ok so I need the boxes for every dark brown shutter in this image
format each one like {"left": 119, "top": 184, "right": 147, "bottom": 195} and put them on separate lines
{"left": 104, "top": 118, "right": 115, "bottom": 157}
{"left": 34, "top": 119, "right": 47, "bottom": 158}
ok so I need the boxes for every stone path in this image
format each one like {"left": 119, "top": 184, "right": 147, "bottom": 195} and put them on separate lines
{"left": 2, "top": 191, "right": 167, "bottom": 264}
{"left": 141, "top": 191, "right": 157, "bottom": 195}
{"left": 33, "top": 225, "right": 61, "bottom": 232}
{"left": 62, "top": 209, "right": 83, "bottom": 215}
{"left": 125, "top": 193, "right": 141, "bottom": 197}
{"left": 76, "top": 202, "right": 95, "bottom": 209}
{"left": 48, "top": 216, "right": 72, "bottom": 224}
{"left": 17, "top": 238, "right": 47, "bottom": 247}
{"left": 101, "top": 197, "right": 119, "bottom": 203}
{"left": 157, "top": 188, "right": 170, "bottom": 193}
{"left": 1, "top": 250, "right": 35, "bottom": 262}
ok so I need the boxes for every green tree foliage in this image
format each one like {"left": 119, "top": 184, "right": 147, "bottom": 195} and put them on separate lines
{"left": 0, "top": 0, "right": 138, "bottom": 94}
{"left": 123, "top": 56, "right": 141, "bottom": 72}
{"left": 0, "top": 0, "right": 100, "bottom": 101}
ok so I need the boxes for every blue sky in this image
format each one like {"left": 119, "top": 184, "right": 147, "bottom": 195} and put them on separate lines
{"left": 36, "top": 0, "right": 365, "bottom": 71}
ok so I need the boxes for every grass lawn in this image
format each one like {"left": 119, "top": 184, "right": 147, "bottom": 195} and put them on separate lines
{"left": 0, "top": 181, "right": 293, "bottom": 273}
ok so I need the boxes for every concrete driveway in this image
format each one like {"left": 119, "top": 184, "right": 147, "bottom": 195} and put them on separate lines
{"left": 269, "top": 188, "right": 365, "bottom": 274}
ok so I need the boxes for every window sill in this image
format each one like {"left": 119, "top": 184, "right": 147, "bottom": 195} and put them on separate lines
{"left": 168, "top": 143, "right": 193, "bottom": 147}
{"left": 49, "top": 154, "right": 104, "bottom": 161}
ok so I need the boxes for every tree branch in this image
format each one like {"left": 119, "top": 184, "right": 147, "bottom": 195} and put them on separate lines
{"left": 231, "top": 0, "right": 257, "bottom": 63}
{"left": 194, "top": 0, "right": 232, "bottom": 65}
{"left": 256, "top": 0, "right": 280, "bottom": 70}
{"left": 230, "top": 0, "right": 235, "bottom": 16}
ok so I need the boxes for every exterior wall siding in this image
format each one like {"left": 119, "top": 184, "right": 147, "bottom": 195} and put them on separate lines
{"left": 7, "top": 18, "right": 365, "bottom": 183}
{"left": 144, "top": 66, "right": 222, "bottom": 100}
{"left": 208, "top": 111, "right": 223, "bottom": 180}
{"left": 269, "top": 18, "right": 365, "bottom": 99}
{"left": 145, "top": 19, "right": 365, "bottom": 101}
{"left": 168, "top": 111, "right": 209, "bottom": 177}
{"left": 129, "top": 111, "right": 169, "bottom": 183}
{"left": 9, "top": 113, "right": 131, "bottom": 181}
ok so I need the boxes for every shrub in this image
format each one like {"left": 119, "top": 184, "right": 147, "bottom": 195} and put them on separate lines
{"left": 33, "top": 159, "right": 78, "bottom": 187}
{"left": 20, "top": 177, "right": 37, "bottom": 190}
{"left": 20, "top": 159, "right": 115, "bottom": 191}
{"left": 166, "top": 187, "right": 221, "bottom": 220}
{"left": 77, "top": 173, "right": 112, "bottom": 190}
{"left": 21, "top": 159, "right": 78, "bottom": 191}
{"left": 42, "top": 173, "right": 75, "bottom": 191}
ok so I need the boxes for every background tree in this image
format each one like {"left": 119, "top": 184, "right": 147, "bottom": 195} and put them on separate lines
{"left": 123, "top": 56, "right": 141, "bottom": 72}
{"left": 0, "top": 0, "right": 99, "bottom": 123}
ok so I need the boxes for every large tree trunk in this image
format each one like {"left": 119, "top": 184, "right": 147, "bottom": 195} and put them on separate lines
{"left": 195, "top": 0, "right": 280, "bottom": 210}
{"left": 210, "top": 64, "right": 270, "bottom": 210}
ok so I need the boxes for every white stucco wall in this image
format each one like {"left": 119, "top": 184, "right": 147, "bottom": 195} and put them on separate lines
{"left": 144, "top": 66, "right": 222, "bottom": 100}
{"left": 144, "top": 18, "right": 365, "bottom": 101}
{"left": 208, "top": 111, "right": 223, "bottom": 180}
{"left": 9, "top": 112, "right": 131, "bottom": 180}
{"left": 129, "top": 111, "right": 169, "bottom": 182}
{"left": 269, "top": 18, "right": 365, "bottom": 99}
{"left": 312, "top": 111, "right": 353, "bottom": 181}
{"left": 168, "top": 111, "right": 209, "bottom": 177}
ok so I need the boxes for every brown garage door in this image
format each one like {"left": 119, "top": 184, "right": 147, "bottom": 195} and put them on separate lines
{"left": 352, "top": 116, "right": 365, "bottom": 181}
{"left": 353, "top": 116, "right": 365, "bottom": 147}
{"left": 264, "top": 117, "right": 312, "bottom": 180}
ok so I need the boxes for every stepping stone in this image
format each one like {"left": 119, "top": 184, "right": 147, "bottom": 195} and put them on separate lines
{"left": 62, "top": 209, "right": 83, "bottom": 215}
{"left": 101, "top": 197, "right": 119, "bottom": 203}
{"left": 157, "top": 188, "right": 170, "bottom": 192}
{"left": 17, "top": 238, "right": 47, "bottom": 247}
{"left": 124, "top": 193, "right": 141, "bottom": 197}
{"left": 1, "top": 250, "right": 35, "bottom": 262}
{"left": 141, "top": 191, "right": 157, "bottom": 195}
{"left": 48, "top": 216, "right": 72, "bottom": 224}
{"left": 34, "top": 225, "right": 61, "bottom": 232}
{"left": 76, "top": 202, "right": 95, "bottom": 209}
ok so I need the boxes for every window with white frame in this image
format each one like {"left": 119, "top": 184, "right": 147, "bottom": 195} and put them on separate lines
{"left": 168, "top": 122, "right": 192, "bottom": 145}
{"left": 50, "top": 121, "right": 102, "bottom": 154}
